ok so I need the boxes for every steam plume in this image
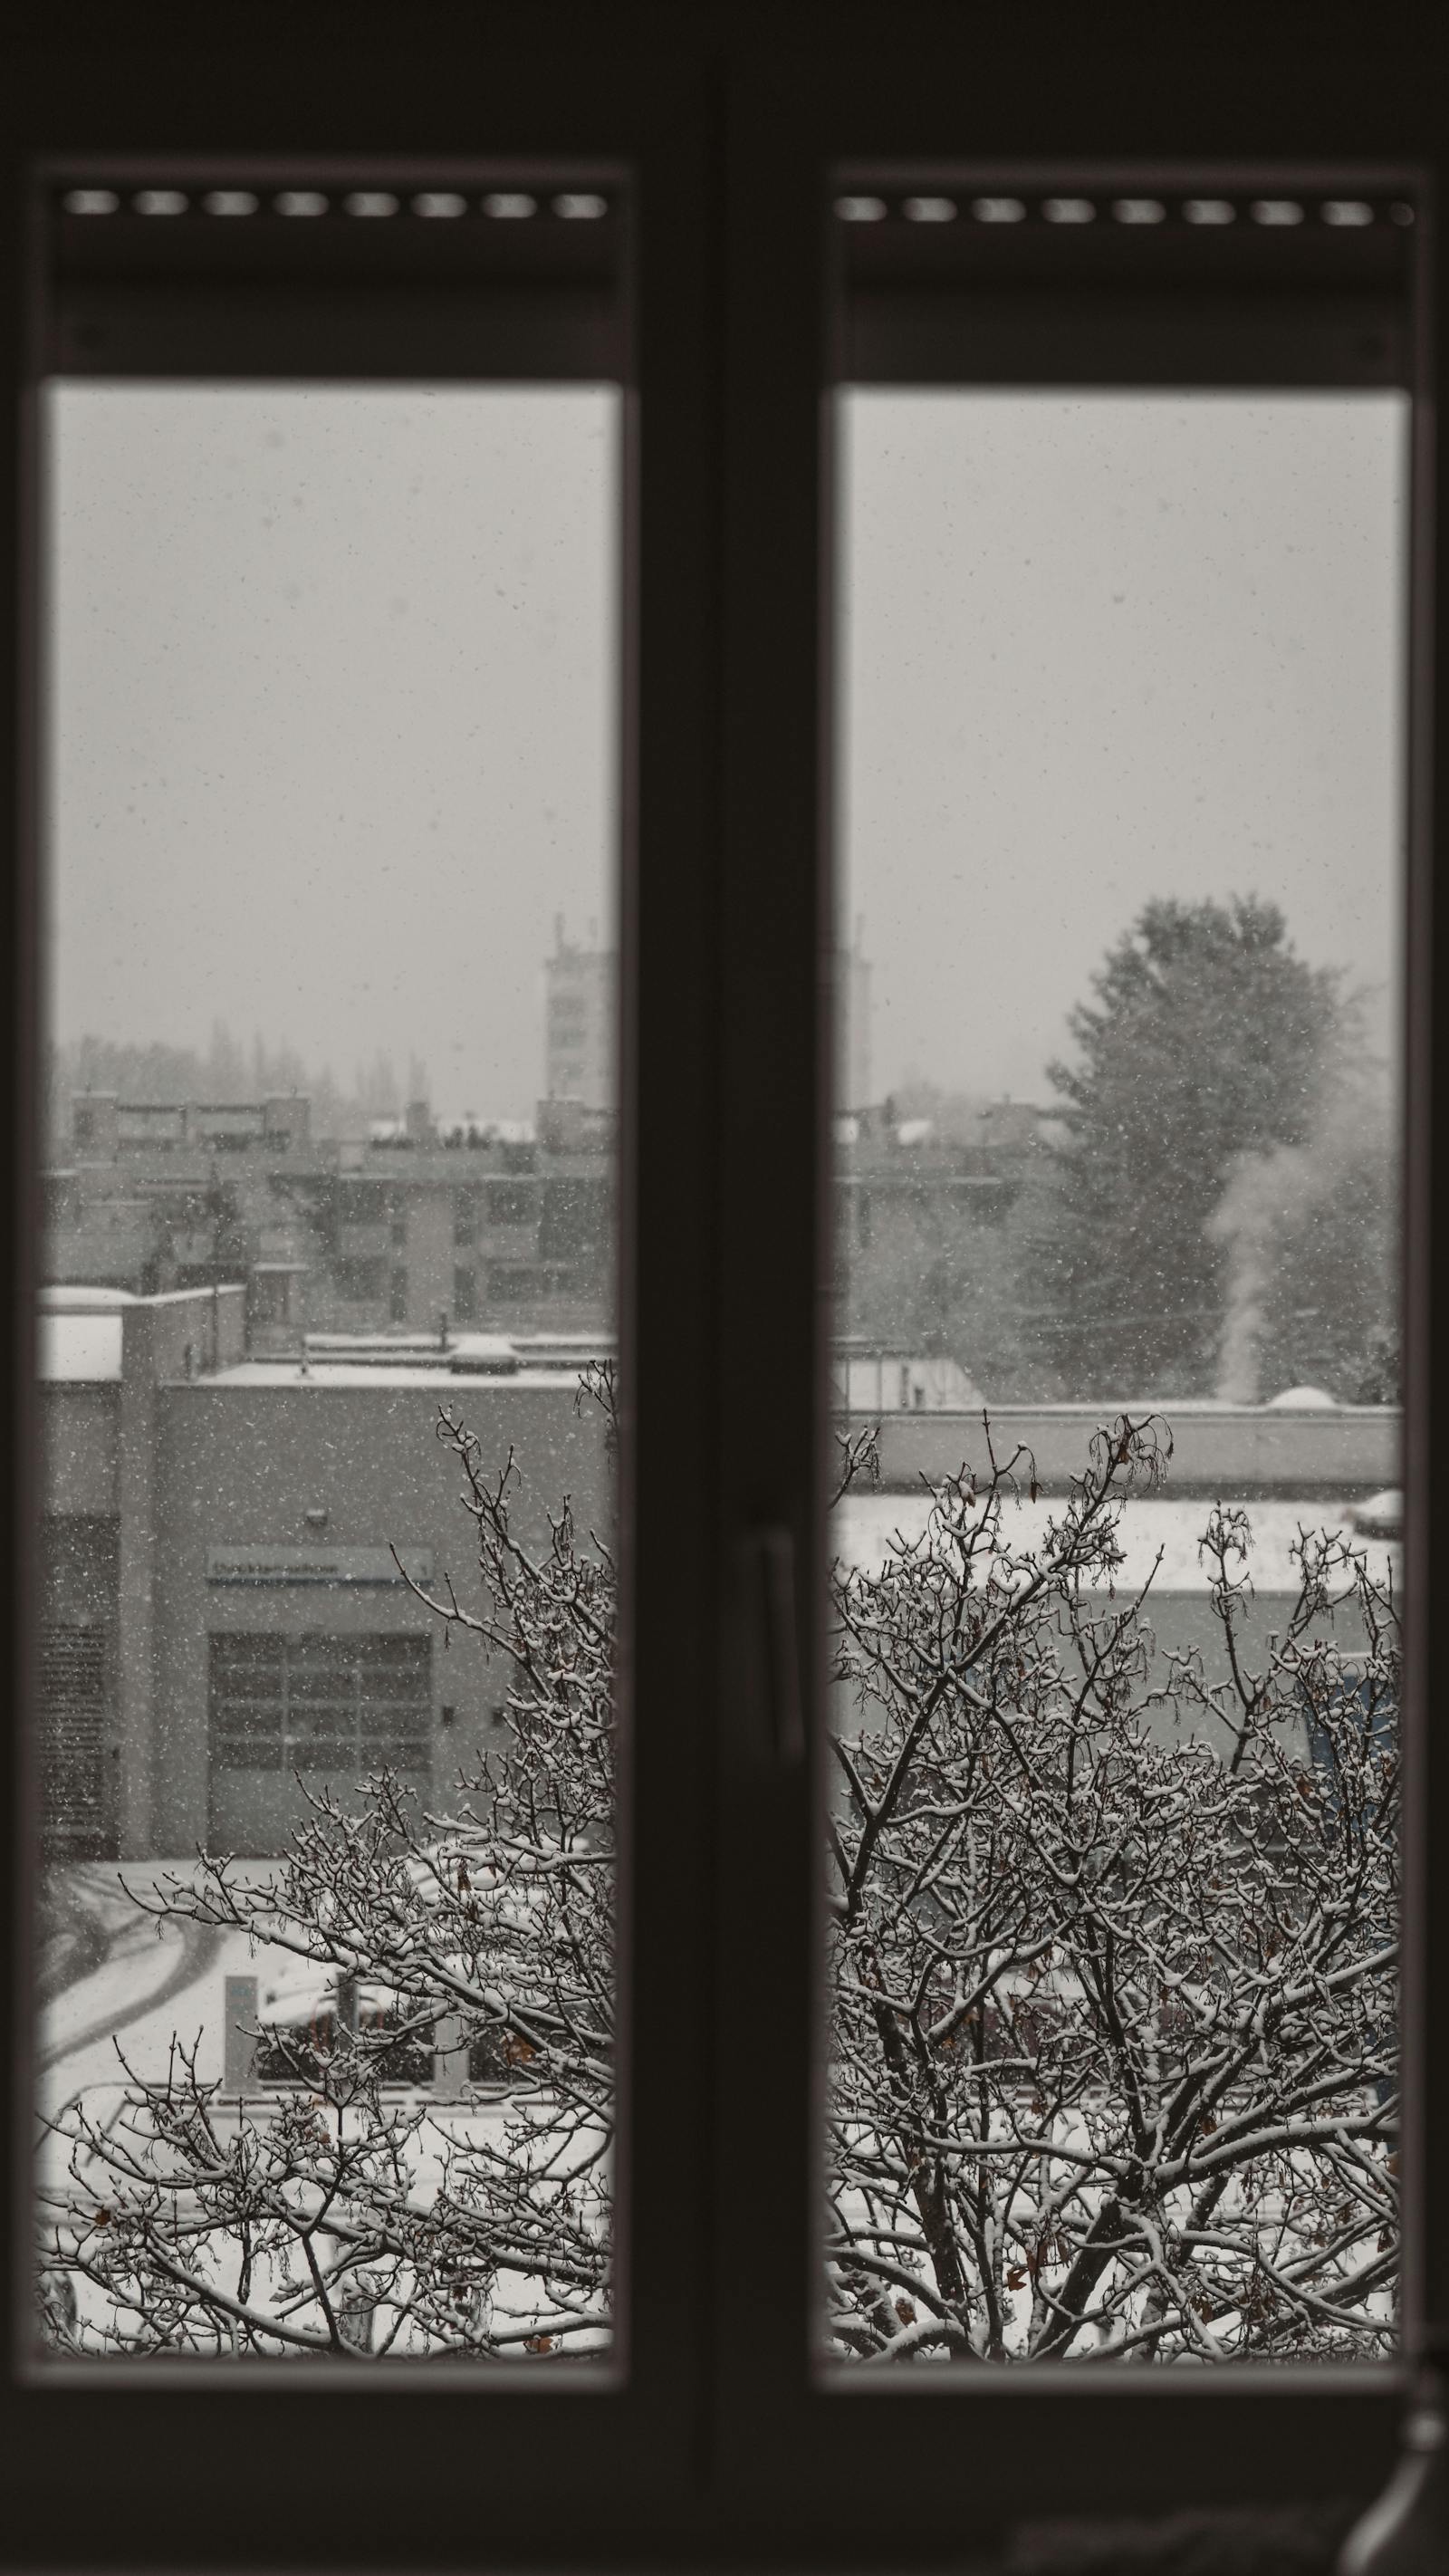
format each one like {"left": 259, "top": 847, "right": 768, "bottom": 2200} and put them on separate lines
{"left": 1205, "top": 1144, "right": 1319, "bottom": 1405}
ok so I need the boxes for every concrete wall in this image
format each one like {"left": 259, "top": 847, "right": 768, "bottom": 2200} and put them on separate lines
{"left": 42, "top": 1386, "right": 118, "bottom": 1514}
{"left": 149, "top": 1378, "right": 612, "bottom": 1853}
{"left": 45, "top": 1298, "right": 1403, "bottom": 1861}
{"left": 859, "top": 1404, "right": 1403, "bottom": 1497}
{"left": 403, "top": 1186, "right": 455, "bottom": 1330}
{"left": 39, "top": 1515, "right": 120, "bottom": 1853}
{"left": 829, "top": 1587, "right": 1374, "bottom": 1773}
{"left": 110, "top": 1289, "right": 249, "bottom": 1852}
{"left": 124, "top": 1283, "right": 247, "bottom": 1379}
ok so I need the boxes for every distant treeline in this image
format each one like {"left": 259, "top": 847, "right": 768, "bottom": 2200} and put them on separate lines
{"left": 48, "top": 1025, "right": 429, "bottom": 1146}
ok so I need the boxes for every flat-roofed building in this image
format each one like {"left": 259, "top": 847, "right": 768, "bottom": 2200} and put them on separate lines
{"left": 48, "top": 1089, "right": 613, "bottom": 1341}
{"left": 40, "top": 1287, "right": 610, "bottom": 1860}
{"left": 38, "top": 1283, "right": 1401, "bottom": 1864}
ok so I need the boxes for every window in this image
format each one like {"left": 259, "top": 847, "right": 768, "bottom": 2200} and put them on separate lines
{"left": 5, "top": 14, "right": 1443, "bottom": 2571}
{"left": 486, "top": 1178, "right": 535, "bottom": 1227}
{"left": 823, "top": 184, "right": 1416, "bottom": 2378}
{"left": 829, "top": 375, "right": 1406, "bottom": 2367}
{"left": 209, "top": 1631, "right": 432, "bottom": 1852}
{"left": 337, "top": 1254, "right": 389, "bottom": 1303}
{"left": 37, "top": 1620, "right": 109, "bottom": 1858}
{"left": 699, "top": 120, "right": 1427, "bottom": 2562}
{"left": 31, "top": 145, "right": 626, "bottom": 2400}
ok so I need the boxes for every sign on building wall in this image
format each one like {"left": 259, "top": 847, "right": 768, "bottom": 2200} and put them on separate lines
{"left": 206, "top": 1546, "right": 433, "bottom": 1586}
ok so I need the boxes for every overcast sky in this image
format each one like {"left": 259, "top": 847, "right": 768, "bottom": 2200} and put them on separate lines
{"left": 47, "top": 382, "right": 1406, "bottom": 1121}
{"left": 47, "top": 384, "right": 618, "bottom": 1121}
{"left": 840, "top": 389, "right": 1408, "bottom": 1107}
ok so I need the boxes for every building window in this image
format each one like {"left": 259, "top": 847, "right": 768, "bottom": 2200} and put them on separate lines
{"left": 486, "top": 1264, "right": 536, "bottom": 1306}
{"left": 32, "top": 145, "right": 625, "bottom": 2408}
{"left": 37, "top": 1626, "right": 109, "bottom": 1860}
{"left": 486, "top": 1179, "right": 534, "bottom": 1227}
{"left": 208, "top": 1632, "right": 431, "bottom": 1853}
{"left": 335, "top": 1254, "right": 388, "bottom": 1304}
{"left": 539, "top": 1175, "right": 610, "bottom": 1262}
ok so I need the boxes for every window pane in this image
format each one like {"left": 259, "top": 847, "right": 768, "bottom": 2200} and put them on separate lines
{"left": 827, "top": 389, "right": 1406, "bottom": 2366}
{"left": 37, "top": 384, "right": 621, "bottom": 2363}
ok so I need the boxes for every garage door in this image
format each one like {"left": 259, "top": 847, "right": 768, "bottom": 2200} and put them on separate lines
{"left": 209, "top": 1631, "right": 432, "bottom": 1856}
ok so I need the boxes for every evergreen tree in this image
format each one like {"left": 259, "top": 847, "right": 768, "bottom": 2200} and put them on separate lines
{"left": 1039, "top": 896, "right": 1345, "bottom": 1397}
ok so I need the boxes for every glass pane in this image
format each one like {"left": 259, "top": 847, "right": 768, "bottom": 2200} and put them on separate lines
{"left": 827, "top": 389, "right": 1406, "bottom": 2365}
{"left": 36, "top": 384, "right": 621, "bottom": 2362}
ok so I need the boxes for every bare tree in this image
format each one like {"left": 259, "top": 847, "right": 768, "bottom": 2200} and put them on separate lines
{"left": 38, "top": 1382, "right": 1397, "bottom": 2364}
{"left": 827, "top": 1417, "right": 1397, "bottom": 2362}
{"left": 39, "top": 1370, "right": 618, "bottom": 2360}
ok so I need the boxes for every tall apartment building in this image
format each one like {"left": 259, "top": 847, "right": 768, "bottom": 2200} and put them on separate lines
{"left": 545, "top": 917, "right": 616, "bottom": 1110}
{"left": 835, "top": 926, "right": 873, "bottom": 1114}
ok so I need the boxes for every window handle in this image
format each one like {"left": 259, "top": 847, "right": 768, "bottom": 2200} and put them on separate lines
{"left": 744, "top": 1523, "right": 805, "bottom": 1773}
{"left": 1339, "top": 2358, "right": 1449, "bottom": 2572}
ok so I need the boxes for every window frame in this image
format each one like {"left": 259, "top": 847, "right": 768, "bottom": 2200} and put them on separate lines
{"left": 1, "top": 8, "right": 1443, "bottom": 2566}
{"left": 818, "top": 148, "right": 1421, "bottom": 2446}
{"left": 2, "top": 33, "right": 723, "bottom": 2565}
{"left": 705, "top": 39, "right": 1437, "bottom": 2551}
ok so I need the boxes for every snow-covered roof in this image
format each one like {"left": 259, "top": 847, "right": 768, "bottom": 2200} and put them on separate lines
{"left": 40, "top": 1283, "right": 136, "bottom": 1310}
{"left": 40, "top": 1312, "right": 123, "bottom": 1384}
{"left": 205, "top": 1360, "right": 587, "bottom": 1391}
{"left": 307, "top": 1331, "right": 441, "bottom": 1351}
{"left": 834, "top": 1494, "right": 1399, "bottom": 1594}
{"left": 448, "top": 1334, "right": 519, "bottom": 1375}
{"left": 1351, "top": 1488, "right": 1403, "bottom": 1538}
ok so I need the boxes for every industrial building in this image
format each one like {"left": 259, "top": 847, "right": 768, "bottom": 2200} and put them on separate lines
{"left": 39, "top": 1281, "right": 1401, "bottom": 1866}
{"left": 40, "top": 1284, "right": 610, "bottom": 1861}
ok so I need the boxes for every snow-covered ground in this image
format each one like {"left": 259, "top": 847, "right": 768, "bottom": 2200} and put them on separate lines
{"left": 39, "top": 1862, "right": 300, "bottom": 2126}
{"left": 34, "top": 1857, "right": 580, "bottom": 2359}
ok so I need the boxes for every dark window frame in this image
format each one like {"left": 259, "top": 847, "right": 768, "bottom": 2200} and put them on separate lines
{"left": 2, "top": 10, "right": 1443, "bottom": 2569}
